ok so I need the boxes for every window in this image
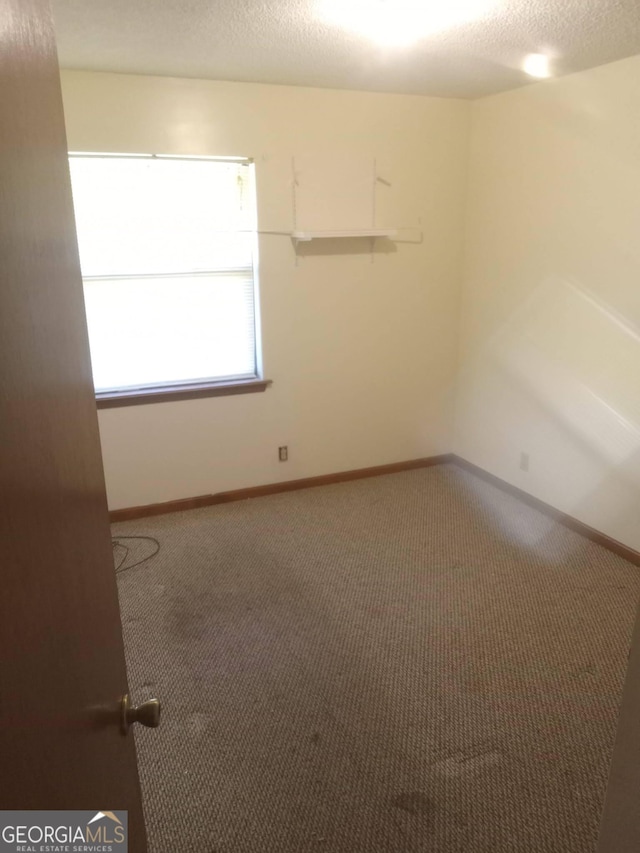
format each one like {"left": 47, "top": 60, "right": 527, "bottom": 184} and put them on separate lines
{"left": 68, "top": 154, "right": 262, "bottom": 402}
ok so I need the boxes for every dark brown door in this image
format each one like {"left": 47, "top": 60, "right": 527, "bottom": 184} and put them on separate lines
{"left": 597, "top": 605, "right": 640, "bottom": 852}
{"left": 0, "top": 0, "right": 147, "bottom": 847}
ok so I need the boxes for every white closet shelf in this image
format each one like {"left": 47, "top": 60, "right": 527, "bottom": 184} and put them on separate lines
{"left": 291, "top": 229, "right": 397, "bottom": 242}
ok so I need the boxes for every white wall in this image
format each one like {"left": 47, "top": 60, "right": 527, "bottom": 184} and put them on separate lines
{"left": 455, "top": 54, "right": 640, "bottom": 552}
{"left": 62, "top": 60, "right": 640, "bottom": 550}
{"left": 60, "top": 72, "right": 470, "bottom": 510}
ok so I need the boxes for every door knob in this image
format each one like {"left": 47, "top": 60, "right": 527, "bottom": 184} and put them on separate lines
{"left": 121, "top": 694, "right": 161, "bottom": 735}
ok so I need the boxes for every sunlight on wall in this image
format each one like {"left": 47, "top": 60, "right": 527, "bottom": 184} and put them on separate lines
{"left": 458, "top": 277, "right": 640, "bottom": 559}
{"left": 491, "top": 278, "right": 640, "bottom": 472}
{"left": 455, "top": 53, "right": 640, "bottom": 553}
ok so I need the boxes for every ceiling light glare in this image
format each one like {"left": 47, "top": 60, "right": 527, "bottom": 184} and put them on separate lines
{"left": 318, "top": 0, "right": 498, "bottom": 48}
{"left": 523, "top": 53, "right": 551, "bottom": 78}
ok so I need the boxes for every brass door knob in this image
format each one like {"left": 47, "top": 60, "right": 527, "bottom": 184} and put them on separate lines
{"left": 121, "top": 694, "right": 161, "bottom": 735}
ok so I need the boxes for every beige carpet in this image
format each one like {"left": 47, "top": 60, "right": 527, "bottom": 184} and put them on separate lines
{"left": 113, "top": 463, "right": 640, "bottom": 852}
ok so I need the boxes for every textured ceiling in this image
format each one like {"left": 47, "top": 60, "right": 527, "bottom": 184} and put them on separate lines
{"left": 51, "top": 0, "right": 640, "bottom": 99}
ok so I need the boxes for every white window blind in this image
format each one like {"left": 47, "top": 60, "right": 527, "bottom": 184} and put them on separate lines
{"left": 68, "top": 154, "right": 258, "bottom": 393}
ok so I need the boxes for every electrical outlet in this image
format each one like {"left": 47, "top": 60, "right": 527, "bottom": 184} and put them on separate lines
{"left": 520, "top": 452, "right": 530, "bottom": 472}
{"left": 278, "top": 446, "right": 288, "bottom": 462}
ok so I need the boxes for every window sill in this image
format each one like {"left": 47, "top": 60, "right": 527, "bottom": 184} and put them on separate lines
{"left": 96, "top": 378, "right": 272, "bottom": 409}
